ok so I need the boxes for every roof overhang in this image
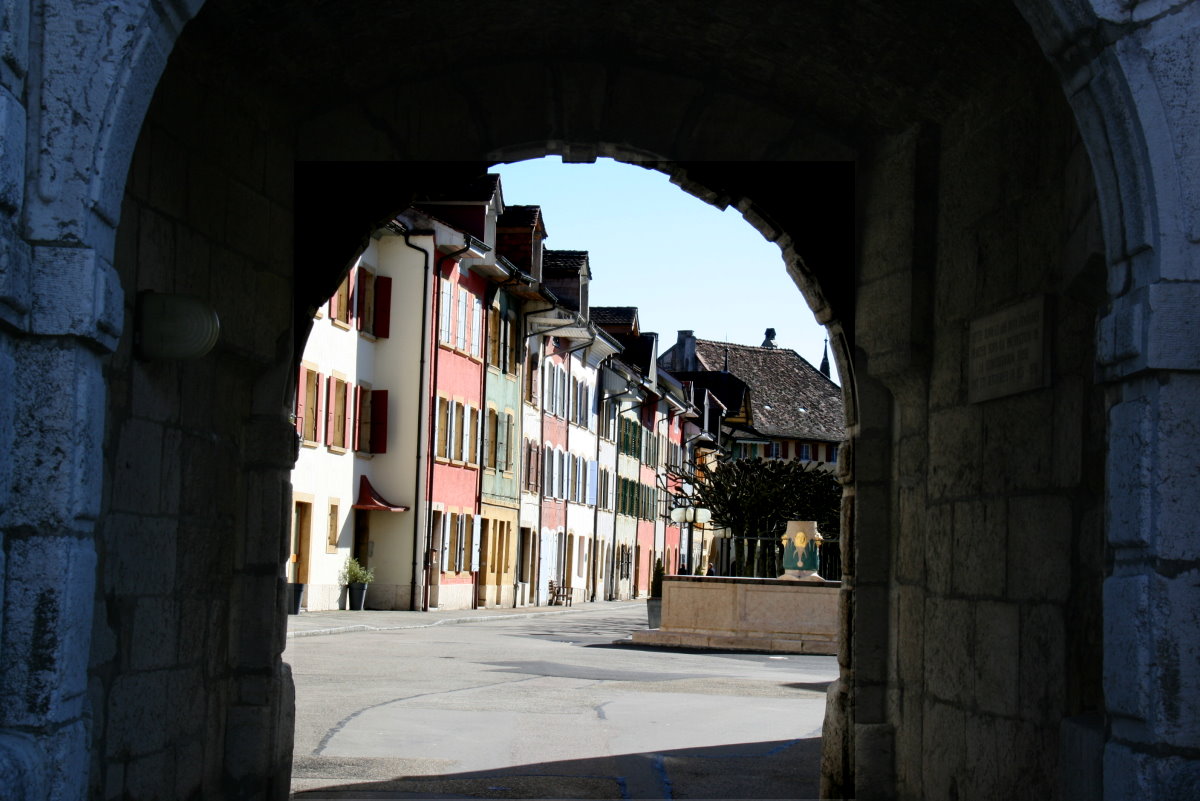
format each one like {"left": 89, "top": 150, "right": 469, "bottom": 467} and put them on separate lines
{"left": 527, "top": 312, "right": 591, "bottom": 340}
{"left": 352, "top": 475, "right": 409, "bottom": 512}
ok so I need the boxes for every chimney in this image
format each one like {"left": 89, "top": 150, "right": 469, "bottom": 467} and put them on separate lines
{"left": 762, "top": 328, "right": 777, "bottom": 348}
{"left": 677, "top": 330, "right": 697, "bottom": 371}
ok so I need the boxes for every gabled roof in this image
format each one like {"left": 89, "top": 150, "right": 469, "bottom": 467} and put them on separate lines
{"left": 590, "top": 306, "right": 639, "bottom": 328}
{"left": 498, "top": 204, "right": 542, "bottom": 229}
{"left": 544, "top": 250, "right": 590, "bottom": 276}
{"left": 692, "top": 339, "right": 845, "bottom": 442}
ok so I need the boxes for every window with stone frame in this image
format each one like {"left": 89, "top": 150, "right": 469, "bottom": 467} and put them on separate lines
{"left": 506, "top": 314, "right": 519, "bottom": 374}
{"left": 438, "top": 278, "right": 453, "bottom": 345}
{"left": 330, "top": 273, "right": 352, "bottom": 326}
{"left": 436, "top": 397, "right": 450, "bottom": 459}
{"left": 456, "top": 288, "right": 469, "bottom": 351}
{"left": 488, "top": 304, "right": 501, "bottom": 367}
{"left": 353, "top": 267, "right": 393, "bottom": 338}
{"left": 353, "top": 386, "right": 389, "bottom": 454}
{"left": 471, "top": 297, "right": 482, "bottom": 357}
{"left": 326, "top": 502, "right": 340, "bottom": 552}
{"left": 485, "top": 408, "right": 499, "bottom": 469}
{"left": 295, "top": 366, "right": 324, "bottom": 443}
{"left": 327, "top": 376, "right": 351, "bottom": 450}
{"left": 467, "top": 406, "right": 479, "bottom": 466}
{"left": 525, "top": 353, "right": 539, "bottom": 402}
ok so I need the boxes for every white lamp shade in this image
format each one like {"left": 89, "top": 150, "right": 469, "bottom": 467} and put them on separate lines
{"left": 670, "top": 507, "right": 687, "bottom": 523}
{"left": 695, "top": 508, "right": 712, "bottom": 524}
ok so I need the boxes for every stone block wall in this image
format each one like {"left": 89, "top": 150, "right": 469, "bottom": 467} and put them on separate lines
{"left": 86, "top": 37, "right": 298, "bottom": 800}
{"left": 848, "top": 50, "right": 1108, "bottom": 801}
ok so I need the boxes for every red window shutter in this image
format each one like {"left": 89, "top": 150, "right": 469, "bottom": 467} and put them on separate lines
{"left": 374, "top": 276, "right": 392, "bottom": 338}
{"left": 295, "top": 367, "right": 307, "bottom": 435}
{"left": 347, "top": 267, "right": 358, "bottom": 328}
{"left": 370, "top": 390, "right": 389, "bottom": 454}
{"left": 344, "top": 380, "right": 353, "bottom": 450}
{"left": 325, "top": 376, "right": 336, "bottom": 446}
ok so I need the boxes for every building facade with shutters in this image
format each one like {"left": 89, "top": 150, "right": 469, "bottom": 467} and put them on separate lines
{"left": 290, "top": 228, "right": 417, "bottom": 611}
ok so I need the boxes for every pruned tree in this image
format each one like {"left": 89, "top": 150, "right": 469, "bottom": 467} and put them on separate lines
{"left": 669, "top": 456, "right": 841, "bottom": 577}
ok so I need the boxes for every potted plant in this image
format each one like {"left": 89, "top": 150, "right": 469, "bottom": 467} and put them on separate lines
{"left": 340, "top": 557, "right": 374, "bottom": 611}
{"left": 647, "top": 558, "right": 665, "bottom": 628}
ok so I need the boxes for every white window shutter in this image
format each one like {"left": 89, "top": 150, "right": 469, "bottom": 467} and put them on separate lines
{"left": 457, "top": 514, "right": 466, "bottom": 571}
{"left": 587, "top": 460, "right": 598, "bottom": 506}
{"left": 471, "top": 516, "right": 482, "bottom": 571}
{"left": 440, "top": 515, "right": 449, "bottom": 571}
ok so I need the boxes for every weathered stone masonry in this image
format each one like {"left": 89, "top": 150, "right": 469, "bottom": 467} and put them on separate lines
{"left": 0, "top": 2, "right": 1199, "bottom": 800}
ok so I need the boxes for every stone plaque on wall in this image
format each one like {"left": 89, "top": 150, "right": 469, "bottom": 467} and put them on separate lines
{"left": 968, "top": 296, "right": 1049, "bottom": 403}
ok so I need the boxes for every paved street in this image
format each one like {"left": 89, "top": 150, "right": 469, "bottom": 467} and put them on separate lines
{"left": 286, "top": 601, "right": 835, "bottom": 799}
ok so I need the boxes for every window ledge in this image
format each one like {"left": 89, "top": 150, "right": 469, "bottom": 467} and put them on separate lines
{"left": 358, "top": 331, "right": 378, "bottom": 343}
{"left": 301, "top": 440, "right": 320, "bottom": 449}
{"left": 327, "top": 445, "right": 348, "bottom": 455}
{"left": 332, "top": 319, "right": 351, "bottom": 331}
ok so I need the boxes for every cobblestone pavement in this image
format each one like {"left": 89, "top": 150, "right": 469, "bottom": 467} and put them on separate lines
{"left": 286, "top": 601, "right": 835, "bottom": 799}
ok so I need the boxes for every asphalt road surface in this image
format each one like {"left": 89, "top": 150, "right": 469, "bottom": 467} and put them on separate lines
{"left": 287, "top": 601, "right": 836, "bottom": 799}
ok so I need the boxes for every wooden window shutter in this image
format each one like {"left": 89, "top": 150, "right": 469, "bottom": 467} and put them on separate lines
{"left": 370, "top": 390, "right": 388, "bottom": 454}
{"left": 355, "top": 270, "right": 367, "bottom": 330}
{"left": 313, "top": 373, "right": 324, "bottom": 443}
{"left": 324, "top": 376, "right": 335, "bottom": 445}
{"left": 374, "top": 276, "right": 392, "bottom": 338}
{"left": 347, "top": 267, "right": 358, "bottom": 327}
{"left": 295, "top": 367, "right": 308, "bottom": 435}
{"left": 352, "top": 385, "right": 362, "bottom": 451}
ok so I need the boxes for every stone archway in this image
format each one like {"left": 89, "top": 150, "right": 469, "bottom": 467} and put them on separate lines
{"left": 1, "top": 2, "right": 1198, "bottom": 801}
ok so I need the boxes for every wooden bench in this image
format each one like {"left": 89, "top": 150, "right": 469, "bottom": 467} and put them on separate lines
{"left": 548, "top": 580, "right": 573, "bottom": 607}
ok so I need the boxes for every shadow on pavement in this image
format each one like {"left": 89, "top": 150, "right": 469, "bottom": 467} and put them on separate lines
{"left": 292, "top": 736, "right": 822, "bottom": 799}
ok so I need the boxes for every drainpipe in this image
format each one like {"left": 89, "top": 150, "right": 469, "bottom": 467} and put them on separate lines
{"left": 561, "top": 334, "right": 594, "bottom": 602}
{"left": 474, "top": 297, "right": 490, "bottom": 611}
{"left": 397, "top": 223, "right": 433, "bottom": 612}
{"left": 591, "top": 353, "right": 613, "bottom": 602}
{"left": 423, "top": 239, "right": 473, "bottom": 612}
{"left": 520, "top": 301, "right": 553, "bottom": 607}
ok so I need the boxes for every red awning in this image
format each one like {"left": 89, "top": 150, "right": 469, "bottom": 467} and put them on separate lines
{"left": 351, "top": 475, "right": 409, "bottom": 512}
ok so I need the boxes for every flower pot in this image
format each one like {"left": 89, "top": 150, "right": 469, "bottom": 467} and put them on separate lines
{"left": 646, "top": 597, "right": 662, "bottom": 629}
{"left": 348, "top": 583, "right": 368, "bottom": 610}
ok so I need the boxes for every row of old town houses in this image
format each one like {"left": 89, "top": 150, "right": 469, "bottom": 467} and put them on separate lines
{"left": 290, "top": 173, "right": 845, "bottom": 611}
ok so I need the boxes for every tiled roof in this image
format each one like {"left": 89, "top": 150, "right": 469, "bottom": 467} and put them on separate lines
{"left": 543, "top": 250, "right": 589, "bottom": 273}
{"left": 498, "top": 204, "right": 542, "bottom": 229}
{"left": 590, "top": 306, "right": 639, "bottom": 327}
{"left": 693, "top": 339, "right": 845, "bottom": 441}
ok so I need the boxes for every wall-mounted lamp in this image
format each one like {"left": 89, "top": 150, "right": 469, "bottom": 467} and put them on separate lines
{"left": 135, "top": 291, "right": 220, "bottom": 361}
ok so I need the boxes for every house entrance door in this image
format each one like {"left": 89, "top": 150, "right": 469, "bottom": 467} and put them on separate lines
{"left": 293, "top": 501, "right": 312, "bottom": 584}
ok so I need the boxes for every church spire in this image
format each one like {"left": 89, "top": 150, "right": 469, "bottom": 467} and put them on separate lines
{"left": 819, "top": 339, "right": 830, "bottom": 377}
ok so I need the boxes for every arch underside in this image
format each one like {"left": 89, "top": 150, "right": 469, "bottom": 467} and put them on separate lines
{"left": 8, "top": 1, "right": 1200, "bottom": 800}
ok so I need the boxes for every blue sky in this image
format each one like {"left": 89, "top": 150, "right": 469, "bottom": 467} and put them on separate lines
{"left": 492, "top": 157, "right": 839, "bottom": 383}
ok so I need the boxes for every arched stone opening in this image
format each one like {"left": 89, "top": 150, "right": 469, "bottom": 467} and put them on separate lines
{"left": 4, "top": 2, "right": 1198, "bottom": 800}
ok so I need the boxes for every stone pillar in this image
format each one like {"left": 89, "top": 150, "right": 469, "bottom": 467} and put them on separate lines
{"left": 1016, "top": 2, "right": 1200, "bottom": 796}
